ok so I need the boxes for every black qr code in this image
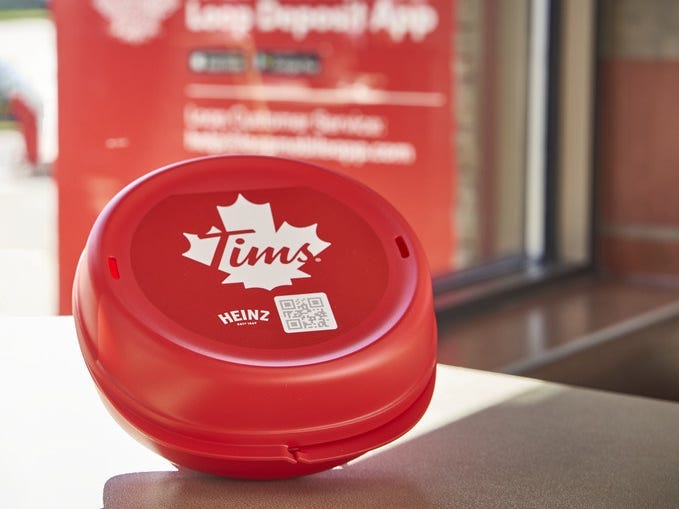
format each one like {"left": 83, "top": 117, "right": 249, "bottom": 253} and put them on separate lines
{"left": 274, "top": 292, "right": 338, "bottom": 334}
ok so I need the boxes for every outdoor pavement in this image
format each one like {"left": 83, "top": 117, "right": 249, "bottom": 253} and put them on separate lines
{"left": 0, "top": 130, "right": 56, "bottom": 315}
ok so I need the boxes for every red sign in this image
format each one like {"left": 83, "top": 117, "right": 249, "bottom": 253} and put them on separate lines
{"left": 54, "top": 0, "right": 456, "bottom": 313}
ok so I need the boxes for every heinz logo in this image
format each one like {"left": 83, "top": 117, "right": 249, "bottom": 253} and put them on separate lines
{"left": 182, "top": 194, "right": 331, "bottom": 290}
{"left": 218, "top": 308, "right": 270, "bottom": 326}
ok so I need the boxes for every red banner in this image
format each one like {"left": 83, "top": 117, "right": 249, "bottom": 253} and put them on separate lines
{"left": 54, "top": 0, "right": 456, "bottom": 313}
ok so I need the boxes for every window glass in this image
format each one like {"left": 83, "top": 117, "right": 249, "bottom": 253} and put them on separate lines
{"left": 0, "top": 0, "right": 537, "bottom": 315}
{"left": 454, "top": 0, "right": 529, "bottom": 271}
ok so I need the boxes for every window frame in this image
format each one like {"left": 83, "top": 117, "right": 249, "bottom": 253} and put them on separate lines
{"left": 433, "top": 0, "right": 598, "bottom": 314}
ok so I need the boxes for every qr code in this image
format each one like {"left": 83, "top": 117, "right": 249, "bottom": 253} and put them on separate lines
{"left": 274, "top": 292, "right": 338, "bottom": 334}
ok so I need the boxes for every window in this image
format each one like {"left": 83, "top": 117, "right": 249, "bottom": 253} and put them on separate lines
{"left": 0, "top": 0, "right": 596, "bottom": 315}
{"left": 435, "top": 0, "right": 596, "bottom": 307}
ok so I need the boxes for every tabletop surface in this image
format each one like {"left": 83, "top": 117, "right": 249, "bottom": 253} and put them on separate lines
{"left": 1, "top": 316, "right": 678, "bottom": 508}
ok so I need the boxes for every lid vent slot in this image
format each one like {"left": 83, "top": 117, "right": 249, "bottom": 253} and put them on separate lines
{"left": 108, "top": 257, "right": 120, "bottom": 280}
{"left": 395, "top": 236, "right": 410, "bottom": 258}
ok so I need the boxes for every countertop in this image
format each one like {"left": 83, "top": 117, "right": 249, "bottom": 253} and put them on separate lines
{"left": 1, "top": 316, "right": 678, "bottom": 508}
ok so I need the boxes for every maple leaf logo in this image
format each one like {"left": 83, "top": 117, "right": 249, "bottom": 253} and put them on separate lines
{"left": 182, "top": 195, "right": 331, "bottom": 290}
{"left": 93, "top": 0, "right": 181, "bottom": 45}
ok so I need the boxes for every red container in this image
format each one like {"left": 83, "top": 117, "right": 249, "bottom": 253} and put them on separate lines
{"left": 73, "top": 155, "right": 436, "bottom": 479}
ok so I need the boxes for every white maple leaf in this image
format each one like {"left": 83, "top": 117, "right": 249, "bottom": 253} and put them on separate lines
{"left": 93, "top": 0, "right": 181, "bottom": 45}
{"left": 182, "top": 195, "right": 331, "bottom": 290}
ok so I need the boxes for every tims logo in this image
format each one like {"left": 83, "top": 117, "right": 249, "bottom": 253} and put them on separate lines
{"left": 182, "top": 194, "right": 331, "bottom": 290}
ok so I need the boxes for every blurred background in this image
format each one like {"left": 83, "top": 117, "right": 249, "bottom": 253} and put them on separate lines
{"left": 0, "top": 0, "right": 55, "bottom": 315}
{"left": 2, "top": 0, "right": 531, "bottom": 315}
{"left": 0, "top": 0, "right": 551, "bottom": 316}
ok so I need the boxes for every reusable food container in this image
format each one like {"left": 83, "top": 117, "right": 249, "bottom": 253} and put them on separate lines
{"left": 73, "top": 155, "right": 437, "bottom": 479}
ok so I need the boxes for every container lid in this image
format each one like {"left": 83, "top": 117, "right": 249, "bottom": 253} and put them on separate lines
{"left": 96, "top": 155, "right": 419, "bottom": 365}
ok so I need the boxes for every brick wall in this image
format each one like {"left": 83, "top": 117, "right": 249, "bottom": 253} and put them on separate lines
{"left": 597, "top": 0, "right": 679, "bottom": 284}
